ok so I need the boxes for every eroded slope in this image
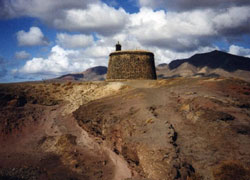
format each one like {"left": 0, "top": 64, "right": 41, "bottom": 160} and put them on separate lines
{"left": 74, "top": 78, "right": 250, "bottom": 180}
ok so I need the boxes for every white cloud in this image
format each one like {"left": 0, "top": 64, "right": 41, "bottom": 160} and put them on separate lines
{"left": 128, "top": 8, "right": 214, "bottom": 51}
{"left": 229, "top": 45, "right": 250, "bottom": 58}
{"left": 213, "top": 6, "right": 250, "bottom": 35}
{"left": 84, "top": 45, "right": 113, "bottom": 58}
{"left": 56, "top": 33, "right": 94, "bottom": 48}
{"left": 17, "top": 27, "right": 49, "bottom": 46}
{"left": 53, "top": 3, "right": 129, "bottom": 35}
{"left": 1, "top": 0, "right": 99, "bottom": 19}
{"left": 126, "top": 6, "right": 250, "bottom": 51}
{"left": 16, "top": 45, "right": 108, "bottom": 78}
{"left": 138, "top": 0, "right": 250, "bottom": 11}
{"left": 15, "top": 51, "right": 30, "bottom": 59}
{"left": 1, "top": 1, "right": 128, "bottom": 36}
{"left": 1, "top": 0, "right": 250, "bottom": 43}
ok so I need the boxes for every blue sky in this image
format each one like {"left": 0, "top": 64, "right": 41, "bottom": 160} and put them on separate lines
{"left": 0, "top": 0, "right": 250, "bottom": 82}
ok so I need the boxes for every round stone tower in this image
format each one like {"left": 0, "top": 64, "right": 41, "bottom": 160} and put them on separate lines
{"left": 106, "top": 43, "right": 157, "bottom": 80}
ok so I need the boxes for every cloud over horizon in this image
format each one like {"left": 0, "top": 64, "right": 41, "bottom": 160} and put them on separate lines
{"left": 229, "top": 45, "right": 250, "bottom": 58}
{"left": 13, "top": 45, "right": 109, "bottom": 78}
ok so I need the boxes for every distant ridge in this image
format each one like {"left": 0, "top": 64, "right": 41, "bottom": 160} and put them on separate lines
{"left": 158, "top": 50, "right": 250, "bottom": 82}
{"left": 169, "top": 50, "right": 250, "bottom": 72}
{"left": 56, "top": 66, "right": 107, "bottom": 81}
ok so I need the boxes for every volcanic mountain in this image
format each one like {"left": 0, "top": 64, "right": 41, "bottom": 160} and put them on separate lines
{"left": 157, "top": 50, "right": 250, "bottom": 81}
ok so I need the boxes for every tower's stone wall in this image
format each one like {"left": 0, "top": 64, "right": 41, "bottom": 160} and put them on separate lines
{"left": 106, "top": 50, "right": 157, "bottom": 80}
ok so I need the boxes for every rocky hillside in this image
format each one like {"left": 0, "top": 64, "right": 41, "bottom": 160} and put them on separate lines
{"left": 0, "top": 77, "right": 250, "bottom": 180}
{"left": 157, "top": 50, "right": 250, "bottom": 82}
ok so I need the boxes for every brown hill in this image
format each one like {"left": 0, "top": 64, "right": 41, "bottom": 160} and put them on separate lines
{"left": 56, "top": 66, "right": 107, "bottom": 81}
{"left": 0, "top": 77, "right": 250, "bottom": 179}
{"left": 158, "top": 50, "right": 250, "bottom": 81}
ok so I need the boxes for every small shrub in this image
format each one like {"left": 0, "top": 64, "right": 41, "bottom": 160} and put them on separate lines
{"left": 52, "top": 89, "right": 61, "bottom": 93}
{"left": 52, "top": 82, "right": 61, "bottom": 87}
{"left": 63, "top": 81, "right": 73, "bottom": 90}
{"left": 66, "top": 81, "right": 72, "bottom": 86}
{"left": 64, "top": 86, "right": 73, "bottom": 91}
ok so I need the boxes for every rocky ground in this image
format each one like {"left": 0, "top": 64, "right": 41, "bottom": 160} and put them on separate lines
{"left": 0, "top": 77, "right": 250, "bottom": 180}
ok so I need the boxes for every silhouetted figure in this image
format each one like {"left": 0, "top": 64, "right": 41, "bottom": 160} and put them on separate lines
{"left": 116, "top": 42, "right": 121, "bottom": 51}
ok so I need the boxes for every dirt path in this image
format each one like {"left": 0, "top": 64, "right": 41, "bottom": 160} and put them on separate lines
{"left": 0, "top": 81, "right": 132, "bottom": 180}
